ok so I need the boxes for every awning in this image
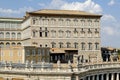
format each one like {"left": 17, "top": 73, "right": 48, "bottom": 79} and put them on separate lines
{"left": 50, "top": 48, "right": 65, "bottom": 54}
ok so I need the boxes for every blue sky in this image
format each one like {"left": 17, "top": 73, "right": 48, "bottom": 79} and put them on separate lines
{"left": 0, "top": 0, "right": 120, "bottom": 48}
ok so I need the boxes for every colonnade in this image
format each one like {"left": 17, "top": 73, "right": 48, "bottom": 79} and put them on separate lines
{"left": 80, "top": 73, "right": 120, "bottom": 80}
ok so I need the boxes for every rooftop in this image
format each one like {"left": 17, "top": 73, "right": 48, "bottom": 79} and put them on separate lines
{"left": 26, "top": 9, "right": 102, "bottom": 17}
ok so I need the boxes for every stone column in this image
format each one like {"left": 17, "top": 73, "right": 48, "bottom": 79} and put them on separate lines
{"left": 117, "top": 73, "right": 119, "bottom": 80}
{"left": 92, "top": 75, "right": 95, "bottom": 80}
{"left": 106, "top": 74, "right": 109, "bottom": 80}
{"left": 101, "top": 74, "right": 104, "bottom": 80}
{"left": 88, "top": 76, "right": 90, "bottom": 80}
{"left": 76, "top": 76, "right": 79, "bottom": 80}
{"left": 97, "top": 75, "right": 99, "bottom": 80}
{"left": 111, "top": 73, "right": 114, "bottom": 80}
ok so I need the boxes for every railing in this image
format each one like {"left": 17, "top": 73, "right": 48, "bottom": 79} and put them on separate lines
{"left": 0, "top": 61, "right": 120, "bottom": 74}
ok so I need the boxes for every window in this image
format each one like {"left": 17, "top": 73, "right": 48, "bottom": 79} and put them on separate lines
{"left": 0, "top": 42, "right": 4, "bottom": 48}
{"left": 17, "top": 33, "right": 21, "bottom": 39}
{"left": 59, "top": 42, "right": 63, "bottom": 48}
{"left": 59, "top": 19, "right": 63, "bottom": 26}
{"left": 0, "top": 32, "right": 4, "bottom": 38}
{"left": 95, "top": 29, "right": 99, "bottom": 37}
{"left": 66, "top": 42, "right": 71, "bottom": 48}
{"left": 88, "top": 43, "right": 92, "bottom": 50}
{"left": 33, "top": 19, "right": 36, "bottom": 24}
{"left": 38, "top": 49, "right": 41, "bottom": 56}
{"left": 88, "top": 29, "right": 92, "bottom": 37}
{"left": 45, "top": 27, "right": 48, "bottom": 37}
{"left": 59, "top": 30, "right": 63, "bottom": 38}
{"left": 88, "top": 19, "right": 92, "bottom": 27}
{"left": 81, "top": 20, "right": 85, "bottom": 26}
{"left": 51, "top": 30, "right": 56, "bottom": 38}
{"left": 6, "top": 32, "right": 10, "bottom": 38}
{"left": 32, "top": 50, "right": 36, "bottom": 56}
{"left": 66, "top": 30, "right": 71, "bottom": 38}
{"left": 39, "top": 27, "right": 42, "bottom": 37}
{"left": 74, "top": 42, "right": 78, "bottom": 48}
{"left": 81, "top": 42, "right": 85, "bottom": 50}
{"left": 74, "top": 19, "right": 78, "bottom": 26}
{"left": 6, "top": 42, "right": 10, "bottom": 47}
{"left": 51, "top": 18, "right": 56, "bottom": 25}
{"left": 26, "top": 50, "right": 30, "bottom": 56}
{"left": 74, "top": 28, "right": 78, "bottom": 37}
{"left": 81, "top": 29, "right": 85, "bottom": 37}
{"left": 95, "top": 43, "right": 99, "bottom": 50}
{"left": 12, "top": 42, "right": 16, "bottom": 46}
{"left": 12, "top": 32, "right": 16, "bottom": 38}
{"left": 51, "top": 42, "right": 56, "bottom": 48}
{"left": 66, "top": 19, "right": 71, "bottom": 26}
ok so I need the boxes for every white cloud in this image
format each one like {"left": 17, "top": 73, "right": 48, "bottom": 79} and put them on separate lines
{"left": 102, "top": 14, "right": 116, "bottom": 22}
{"left": 108, "top": 0, "right": 115, "bottom": 6}
{"left": 102, "top": 27, "right": 115, "bottom": 36}
{"left": 0, "top": 7, "right": 34, "bottom": 17}
{"left": 60, "top": 0, "right": 102, "bottom": 14}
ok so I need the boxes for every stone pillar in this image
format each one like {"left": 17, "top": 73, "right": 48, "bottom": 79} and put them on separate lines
{"left": 97, "top": 75, "right": 99, "bottom": 80}
{"left": 88, "top": 76, "right": 90, "bottom": 80}
{"left": 106, "top": 74, "right": 109, "bottom": 80}
{"left": 92, "top": 75, "right": 95, "bottom": 80}
{"left": 101, "top": 74, "right": 104, "bottom": 80}
{"left": 117, "top": 73, "right": 119, "bottom": 80}
{"left": 111, "top": 73, "right": 114, "bottom": 80}
{"left": 76, "top": 75, "right": 79, "bottom": 80}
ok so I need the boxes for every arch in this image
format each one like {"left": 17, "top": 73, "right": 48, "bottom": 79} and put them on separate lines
{"left": 11, "top": 32, "right": 16, "bottom": 38}
{"left": 17, "top": 42, "right": 21, "bottom": 46}
{"left": 0, "top": 42, "right": 4, "bottom": 48}
{"left": 17, "top": 32, "right": 21, "bottom": 38}
{"left": 11, "top": 42, "right": 16, "bottom": 46}
{"left": 6, "top": 42, "right": 10, "bottom": 47}
{"left": 6, "top": 32, "right": 10, "bottom": 38}
{"left": 0, "top": 32, "right": 4, "bottom": 38}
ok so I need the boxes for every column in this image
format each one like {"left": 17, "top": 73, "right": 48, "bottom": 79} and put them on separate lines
{"left": 76, "top": 76, "right": 79, "bottom": 80}
{"left": 97, "top": 75, "right": 99, "bottom": 80}
{"left": 101, "top": 74, "right": 104, "bottom": 80}
{"left": 106, "top": 74, "right": 109, "bottom": 80}
{"left": 88, "top": 76, "right": 90, "bottom": 80}
{"left": 92, "top": 75, "right": 95, "bottom": 80}
{"left": 111, "top": 73, "right": 114, "bottom": 80}
{"left": 117, "top": 73, "right": 119, "bottom": 80}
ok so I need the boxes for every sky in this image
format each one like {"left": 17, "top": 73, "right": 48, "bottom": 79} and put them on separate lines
{"left": 0, "top": 0, "right": 120, "bottom": 48}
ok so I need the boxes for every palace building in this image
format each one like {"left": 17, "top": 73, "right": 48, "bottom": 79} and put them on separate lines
{"left": 0, "top": 9, "right": 102, "bottom": 63}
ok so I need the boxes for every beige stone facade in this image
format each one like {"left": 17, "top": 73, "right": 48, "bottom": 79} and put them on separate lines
{"left": 0, "top": 9, "right": 102, "bottom": 63}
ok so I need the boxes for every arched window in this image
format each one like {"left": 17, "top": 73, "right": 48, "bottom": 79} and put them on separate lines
{"left": 17, "top": 33, "right": 21, "bottom": 39}
{"left": 12, "top": 32, "right": 16, "bottom": 38}
{"left": 95, "top": 43, "right": 99, "bottom": 50}
{"left": 59, "top": 42, "right": 63, "bottom": 48}
{"left": 80, "top": 28, "right": 85, "bottom": 37}
{"left": 88, "top": 43, "right": 92, "bottom": 50}
{"left": 66, "top": 42, "right": 71, "bottom": 48}
{"left": 95, "top": 29, "right": 99, "bottom": 37}
{"left": 51, "top": 42, "right": 56, "bottom": 48}
{"left": 74, "top": 28, "right": 78, "bottom": 37}
{"left": 6, "top": 32, "right": 10, "bottom": 38}
{"left": 12, "top": 42, "right": 16, "bottom": 46}
{"left": 74, "top": 19, "right": 78, "bottom": 26}
{"left": 0, "top": 42, "right": 4, "bottom": 48}
{"left": 81, "top": 42, "right": 85, "bottom": 50}
{"left": 17, "top": 42, "right": 21, "bottom": 46}
{"left": 59, "top": 18, "right": 63, "bottom": 26}
{"left": 0, "top": 32, "right": 4, "bottom": 38}
{"left": 59, "top": 30, "right": 63, "bottom": 38}
{"left": 88, "top": 29, "right": 92, "bottom": 37}
{"left": 66, "top": 30, "right": 71, "bottom": 38}
{"left": 6, "top": 42, "right": 10, "bottom": 47}
{"left": 51, "top": 30, "right": 56, "bottom": 38}
{"left": 74, "top": 42, "right": 78, "bottom": 48}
